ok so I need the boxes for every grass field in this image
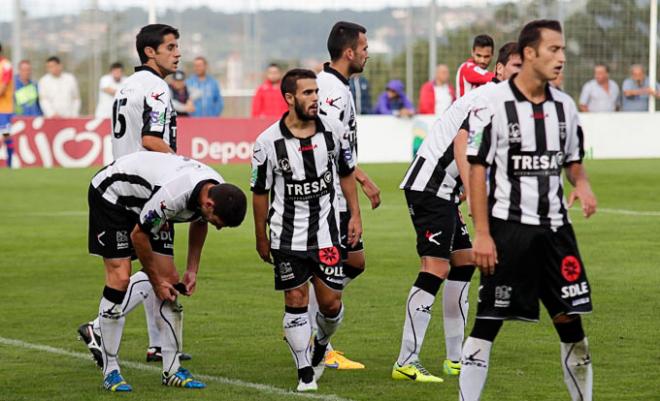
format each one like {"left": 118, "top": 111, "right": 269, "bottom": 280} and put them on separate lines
{"left": 1, "top": 159, "right": 659, "bottom": 401}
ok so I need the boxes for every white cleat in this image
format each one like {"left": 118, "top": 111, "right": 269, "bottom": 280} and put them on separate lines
{"left": 312, "top": 361, "right": 325, "bottom": 382}
{"left": 296, "top": 378, "right": 318, "bottom": 392}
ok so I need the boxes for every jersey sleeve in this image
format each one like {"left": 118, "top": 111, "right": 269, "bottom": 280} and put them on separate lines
{"left": 138, "top": 187, "right": 178, "bottom": 235}
{"left": 142, "top": 81, "right": 172, "bottom": 138}
{"left": 466, "top": 96, "right": 496, "bottom": 166}
{"left": 335, "top": 124, "right": 356, "bottom": 177}
{"left": 318, "top": 86, "right": 348, "bottom": 123}
{"left": 564, "top": 102, "right": 584, "bottom": 165}
{"left": 462, "top": 63, "right": 495, "bottom": 85}
{"left": 250, "top": 137, "right": 274, "bottom": 194}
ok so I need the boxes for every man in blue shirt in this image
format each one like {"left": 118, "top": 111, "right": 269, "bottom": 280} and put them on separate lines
{"left": 621, "top": 64, "right": 660, "bottom": 112}
{"left": 186, "top": 56, "right": 223, "bottom": 117}
{"left": 14, "top": 60, "right": 42, "bottom": 116}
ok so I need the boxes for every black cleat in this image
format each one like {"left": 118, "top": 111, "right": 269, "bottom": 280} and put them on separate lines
{"left": 146, "top": 347, "right": 192, "bottom": 362}
{"left": 77, "top": 322, "right": 103, "bottom": 368}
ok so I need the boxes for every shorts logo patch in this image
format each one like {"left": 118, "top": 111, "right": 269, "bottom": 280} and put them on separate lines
{"left": 278, "top": 261, "right": 295, "bottom": 281}
{"left": 318, "top": 246, "right": 340, "bottom": 266}
{"left": 116, "top": 231, "right": 129, "bottom": 250}
{"left": 425, "top": 230, "right": 442, "bottom": 245}
{"left": 97, "top": 231, "right": 106, "bottom": 246}
{"left": 494, "top": 285, "right": 512, "bottom": 308}
{"left": 561, "top": 255, "right": 581, "bottom": 282}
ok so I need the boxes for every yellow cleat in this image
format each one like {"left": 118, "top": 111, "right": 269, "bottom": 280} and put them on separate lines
{"left": 443, "top": 359, "right": 461, "bottom": 376}
{"left": 324, "top": 350, "right": 365, "bottom": 370}
{"left": 392, "top": 361, "right": 444, "bottom": 383}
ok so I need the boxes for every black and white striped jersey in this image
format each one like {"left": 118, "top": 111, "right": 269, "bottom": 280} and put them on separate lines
{"left": 91, "top": 152, "right": 222, "bottom": 235}
{"left": 400, "top": 81, "right": 497, "bottom": 202}
{"left": 466, "top": 77, "right": 584, "bottom": 228}
{"left": 317, "top": 63, "right": 358, "bottom": 212}
{"left": 111, "top": 66, "right": 177, "bottom": 159}
{"left": 250, "top": 113, "right": 356, "bottom": 251}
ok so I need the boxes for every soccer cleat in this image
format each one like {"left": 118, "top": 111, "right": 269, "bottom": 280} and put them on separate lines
{"left": 103, "top": 370, "right": 132, "bottom": 392}
{"left": 162, "top": 367, "right": 206, "bottom": 389}
{"left": 296, "top": 366, "right": 317, "bottom": 392}
{"left": 311, "top": 337, "right": 327, "bottom": 381}
{"left": 146, "top": 347, "right": 192, "bottom": 362}
{"left": 324, "top": 350, "right": 365, "bottom": 370}
{"left": 391, "top": 361, "right": 444, "bottom": 383}
{"left": 77, "top": 322, "right": 103, "bottom": 368}
{"left": 443, "top": 359, "right": 461, "bottom": 376}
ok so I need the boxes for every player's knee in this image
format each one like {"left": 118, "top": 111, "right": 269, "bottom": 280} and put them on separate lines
{"left": 553, "top": 314, "right": 585, "bottom": 343}
{"left": 346, "top": 252, "right": 365, "bottom": 270}
{"left": 420, "top": 257, "right": 450, "bottom": 278}
{"left": 284, "top": 287, "right": 308, "bottom": 308}
{"left": 469, "top": 318, "right": 503, "bottom": 342}
{"left": 446, "top": 264, "right": 476, "bottom": 282}
{"left": 319, "top": 296, "right": 342, "bottom": 317}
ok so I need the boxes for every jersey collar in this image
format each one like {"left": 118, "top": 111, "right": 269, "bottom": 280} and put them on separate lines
{"left": 508, "top": 73, "right": 554, "bottom": 104}
{"left": 135, "top": 65, "right": 163, "bottom": 78}
{"left": 323, "top": 62, "right": 349, "bottom": 86}
{"left": 187, "top": 179, "right": 220, "bottom": 213}
{"left": 279, "top": 111, "right": 326, "bottom": 139}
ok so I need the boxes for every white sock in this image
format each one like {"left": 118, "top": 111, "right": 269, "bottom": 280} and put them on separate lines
{"left": 443, "top": 280, "right": 470, "bottom": 362}
{"left": 459, "top": 337, "right": 492, "bottom": 401}
{"left": 308, "top": 283, "right": 319, "bottom": 333}
{"left": 283, "top": 310, "right": 312, "bottom": 370}
{"left": 92, "top": 272, "right": 152, "bottom": 336}
{"left": 561, "top": 338, "right": 592, "bottom": 401}
{"left": 98, "top": 296, "right": 125, "bottom": 376}
{"left": 396, "top": 286, "right": 436, "bottom": 366}
{"left": 315, "top": 304, "right": 344, "bottom": 346}
{"left": 144, "top": 285, "right": 163, "bottom": 349}
{"left": 160, "top": 299, "right": 183, "bottom": 375}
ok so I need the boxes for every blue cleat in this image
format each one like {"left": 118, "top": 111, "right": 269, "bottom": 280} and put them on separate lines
{"left": 162, "top": 367, "right": 206, "bottom": 389}
{"left": 103, "top": 370, "right": 132, "bottom": 392}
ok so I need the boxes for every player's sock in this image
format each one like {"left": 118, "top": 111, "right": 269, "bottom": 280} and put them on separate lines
{"left": 283, "top": 306, "right": 312, "bottom": 373}
{"left": 160, "top": 298, "right": 183, "bottom": 376}
{"left": 92, "top": 272, "right": 153, "bottom": 335}
{"left": 443, "top": 265, "right": 475, "bottom": 362}
{"left": 315, "top": 303, "right": 344, "bottom": 346}
{"left": 144, "top": 283, "right": 163, "bottom": 349}
{"left": 555, "top": 317, "right": 592, "bottom": 401}
{"left": 308, "top": 283, "right": 319, "bottom": 333}
{"left": 342, "top": 263, "right": 364, "bottom": 287}
{"left": 396, "top": 272, "right": 442, "bottom": 366}
{"left": 458, "top": 319, "right": 502, "bottom": 401}
{"left": 98, "top": 286, "right": 126, "bottom": 376}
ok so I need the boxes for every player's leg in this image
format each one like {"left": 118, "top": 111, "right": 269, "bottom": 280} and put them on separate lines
{"left": 459, "top": 318, "right": 503, "bottom": 401}
{"left": 310, "top": 273, "right": 344, "bottom": 382}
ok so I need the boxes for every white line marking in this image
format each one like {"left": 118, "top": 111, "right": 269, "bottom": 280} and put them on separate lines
{"left": 597, "top": 208, "right": 660, "bottom": 217}
{"left": 0, "top": 336, "right": 353, "bottom": 401}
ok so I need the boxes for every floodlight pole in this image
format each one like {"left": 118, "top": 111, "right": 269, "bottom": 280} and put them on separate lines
{"left": 12, "top": 0, "right": 22, "bottom": 69}
{"left": 649, "top": 0, "right": 657, "bottom": 112}
{"left": 148, "top": 0, "right": 157, "bottom": 24}
{"left": 428, "top": 0, "right": 437, "bottom": 81}
{"left": 405, "top": 3, "right": 413, "bottom": 101}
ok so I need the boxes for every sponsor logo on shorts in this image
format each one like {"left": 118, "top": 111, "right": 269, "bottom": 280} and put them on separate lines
{"left": 494, "top": 285, "right": 512, "bottom": 308}
{"left": 561, "top": 255, "right": 582, "bottom": 282}
{"left": 318, "top": 246, "right": 340, "bottom": 266}
{"left": 572, "top": 297, "right": 590, "bottom": 307}
{"left": 97, "top": 231, "right": 106, "bottom": 246}
{"left": 320, "top": 264, "right": 344, "bottom": 280}
{"left": 561, "top": 282, "right": 589, "bottom": 299}
{"left": 278, "top": 261, "right": 295, "bottom": 281}
{"left": 425, "top": 230, "right": 442, "bottom": 246}
{"left": 116, "top": 230, "right": 129, "bottom": 250}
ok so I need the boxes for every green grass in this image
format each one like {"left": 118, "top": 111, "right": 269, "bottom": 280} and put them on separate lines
{"left": 0, "top": 159, "right": 659, "bottom": 401}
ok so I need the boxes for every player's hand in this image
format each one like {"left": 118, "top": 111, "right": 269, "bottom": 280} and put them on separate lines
{"left": 183, "top": 270, "right": 197, "bottom": 296}
{"left": 347, "top": 215, "right": 363, "bottom": 248}
{"left": 256, "top": 236, "right": 272, "bottom": 264}
{"left": 473, "top": 232, "right": 498, "bottom": 275}
{"left": 360, "top": 179, "right": 381, "bottom": 209}
{"left": 568, "top": 182, "right": 597, "bottom": 218}
{"left": 154, "top": 280, "right": 178, "bottom": 302}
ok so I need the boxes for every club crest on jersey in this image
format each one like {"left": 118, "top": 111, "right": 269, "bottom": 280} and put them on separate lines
{"left": 508, "top": 122, "right": 521, "bottom": 143}
{"left": 278, "top": 261, "right": 294, "bottom": 281}
{"left": 151, "top": 91, "right": 165, "bottom": 104}
{"left": 278, "top": 158, "right": 291, "bottom": 173}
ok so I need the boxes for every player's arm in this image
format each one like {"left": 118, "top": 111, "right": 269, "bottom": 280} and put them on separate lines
{"left": 142, "top": 85, "right": 175, "bottom": 153}
{"left": 183, "top": 219, "right": 208, "bottom": 295}
{"left": 355, "top": 166, "right": 381, "bottom": 209}
{"left": 454, "top": 119, "right": 471, "bottom": 204}
{"left": 564, "top": 112, "right": 596, "bottom": 218}
{"left": 130, "top": 225, "right": 178, "bottom": 302}
{"left": 337, "top": 135, "right": 362, "bottom": 246}
{"left": 253, "top": 193, "right": 271, "bottom": 263}
{"left": 463, "top": 64, "right": 495, "bottom": 85}
{"left": 250, "top": 139, "right": 273, "bottom": 263}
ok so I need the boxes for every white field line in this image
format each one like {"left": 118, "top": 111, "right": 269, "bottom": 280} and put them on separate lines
{"left": 0, "top": 336, "right": 354, "bottom": 401}
{"left": 597, "top": 208, "right": 660, "bottom": 217}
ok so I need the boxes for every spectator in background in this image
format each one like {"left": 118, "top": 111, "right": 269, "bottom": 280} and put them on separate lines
{"left": 373, "top": 79, "right": 414, "bottom": 117}
{"left": 418, "top": 64, "right": 455, "bottom": 115}
{"left": 349, "top": 74, "right": 372, "bottom": 114}
{"left": 38, "top": 56, "right": 80, "bottom": 117}
{"left": 186, "top": 56, "right": 223, "bottom": 117}
{"left": 95, "top": 62, "right": 125, "bottom": 119}
{"left": 251, "top": 63, "right": 287, "bottom": 117}
{"left": 579, "top": 64, "right": 619, "bottom": 112}
{"left": 621, "top": 64, "right": 660, "bottom": 112}
{"left": 14, "top": 60, "right": 42, "bottom": 116}
{"left": 455, "top": 34, "right": 495, "bottom": 98}
{"left": 169, "top": 70, "right": 195, "bottom": 117}
{"left": 0, "top": 42, "right": 14, "bottom": 167}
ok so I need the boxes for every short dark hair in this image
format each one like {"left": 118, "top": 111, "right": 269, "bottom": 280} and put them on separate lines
{"left": 110, "top": 62, "right": 123, "bottom": 70}
{"left": 46, "top": 56, "right": 61, "bottom": 64}
{"left": 518, "top": 19, "right": 562, "bottom": 61}
{"left": 327, "top": 21, "right": 367, "bottom": 61}
{"left": 136, "top": 24, "right": 179, "bottom": 64}
{"left": 473, "top": 34, "right": 494, "bottom": 50}
{"left": 496, "top": 42, "right": 520, "bottom": 66}
{"left": 595, "top": 63, "right": 609, "bottom": 72}
{"left": 209, "top": 183, "right": 247, "bottom": 227}
{"left": 280, "top": 68, "right": 317, "bottom": 98}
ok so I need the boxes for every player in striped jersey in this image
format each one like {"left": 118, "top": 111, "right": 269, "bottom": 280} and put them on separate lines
{"left": 460, "top": 20, "right": 596, "bottom": 401}
{"left": 455, "top": 35, "right": 496, "bottom": 98}
{"left": 78, "top": 24, "right": 192, "bottom": 367}
{"left": 251, "top": 69, "right": 361, "bottom": 392}
{"left": 313, "top": 20, "right": 378, "bottom": 370}
{"left": 87, "top": 152, "right": 247, "bottom": 391}
{"left": 393, "top": 42, "right": 521, "bottom": 383}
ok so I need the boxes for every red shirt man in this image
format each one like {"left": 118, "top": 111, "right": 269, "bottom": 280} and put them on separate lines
{"left": 251, "top": 63, "right": 287, "bottom": 117}
{"left": 455, "top": 34, "right": 495, "bottom": 98}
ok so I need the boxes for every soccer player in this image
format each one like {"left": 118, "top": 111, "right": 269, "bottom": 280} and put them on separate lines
{"left": 78, "top": 24, "right": 193, "bottom": 366}
{"left": 251, "top": 68, "right": 362, "bottom": 392}
{"left": 313, "top": 20, "right": 379, "bottom": 370}
{"left": 456, "top": 35, "right": 496, "bottom": 98}
{"left": 393, "top": 42, "right": 521, "bottom": 383}
{"left": 460, "top": 20, "right": 596, "bottom": 401}
{"left": 87, "top": 152, "right": 247, "bottom": 391}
